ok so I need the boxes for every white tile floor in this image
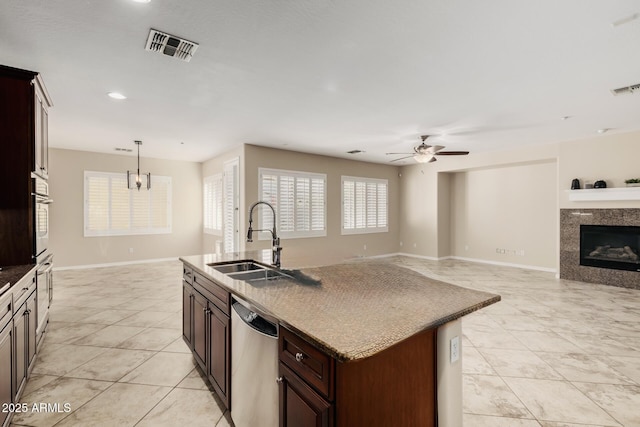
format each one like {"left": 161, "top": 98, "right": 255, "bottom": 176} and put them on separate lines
{"left": 10, "top": 257, "right": 640, "bottom": 426}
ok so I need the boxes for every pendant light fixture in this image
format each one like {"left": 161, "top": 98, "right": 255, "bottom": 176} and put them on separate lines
{"left": 127, "top": 140, "right": 151, "bottom": 190}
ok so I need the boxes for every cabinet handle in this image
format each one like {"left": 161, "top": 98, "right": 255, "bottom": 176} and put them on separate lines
{"left": 295, "top": 352, "right": 305, "bottom": 362}
{"left": 276, "top": 377, "right": 283, "bottom": 384}
{"left": 203, "top": 307, "right": 207, "bottom": 313}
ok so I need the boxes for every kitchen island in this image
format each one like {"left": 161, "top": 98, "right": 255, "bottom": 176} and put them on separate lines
{"left": 180, "top": 251, "right": 500, "bottom": 427}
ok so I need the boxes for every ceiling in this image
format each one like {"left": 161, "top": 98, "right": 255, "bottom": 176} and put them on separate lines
{"left": 2, "top": 0, "right": 639, "bottom": 164}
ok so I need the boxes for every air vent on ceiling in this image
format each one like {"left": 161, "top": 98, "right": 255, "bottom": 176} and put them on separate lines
{"left": 610, "top": 83, "right": 640, "bottom": 96}
{"left": 115, "top": 147, "right": 133, "bottom": 152}
{"left": 145, "top": 29, "right": 199, "bottom": 62}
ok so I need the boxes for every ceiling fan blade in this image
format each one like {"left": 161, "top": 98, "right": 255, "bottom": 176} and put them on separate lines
{"left": 385, "top": 152, "right": 414, "bottom": 155}
{"left": 426, "top": 145, "right": 445, "bottom": 154}
{"left": 389, "top": 155, "right": 415, "bottom": 162}
{"left": 434, "top": 151, "right": 469, "bottom": 156}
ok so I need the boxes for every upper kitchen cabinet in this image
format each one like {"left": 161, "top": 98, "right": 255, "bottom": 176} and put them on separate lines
{"left": 33, "top": 76, "right": 51, "bottom": 179}
{"left": 0, "top": 64, "right": 53, "bottom": 266}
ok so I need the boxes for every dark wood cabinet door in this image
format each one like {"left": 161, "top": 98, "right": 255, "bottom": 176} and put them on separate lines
{"left": 182, "top": 283, "right": 193, "bottom": 349}
{"left": 279, "top": 363, "right": 333, "bottom": 427}
{"left": 0, "top": 321, "right": 13, "bottom": 427}
{"left": 26, "top": 292, "right": 37, "bottom": 371}
{"left": 192, "top": 291, "right": 207, "bottom": 370}
{"left": 13, "top": 304, "right": 27, "bottom": 399}
{"left": 207, "top": 303, "right": 230, "bottom": 409}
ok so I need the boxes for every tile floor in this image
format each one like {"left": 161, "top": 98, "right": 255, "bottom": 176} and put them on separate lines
{"left": 9, "top": 257, "right": 640, "bottom": 426}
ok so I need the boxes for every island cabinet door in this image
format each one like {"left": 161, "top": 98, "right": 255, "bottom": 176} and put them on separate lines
{"left": 192, "top": 291, "right": 208, "bottom": 371}
{"left": 279, "top": 362, "right": 333, "bottom": 427}
{"left": 182, "top": 282, "right": 193, "bottom": 349}
{"left": 207, "top": 303, "right": 229, "bottom": 409}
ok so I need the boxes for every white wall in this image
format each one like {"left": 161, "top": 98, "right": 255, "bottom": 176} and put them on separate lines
{"left": 449, "top": 161, "right": 557, "bottom": 269}
{"left": 243, "top": 145, "right": 400, "bottom": 267}
{"left": 50, "top": 148, "right": 202, "bottom": 267}
{"left": 558, "top": 131, "right": 640, "bottom": 209}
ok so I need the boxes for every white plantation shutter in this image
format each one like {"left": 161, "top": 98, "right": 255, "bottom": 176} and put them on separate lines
{"left": 311, "top": 178, "right": 324, "bottom": 231}
{"left": 377, "top": 183, "right": 387, "bottom": 228}
{"left": 84, "top": 171, "right": 172, "bottom": 236}
{"left": 258, "top": 168, "right": 326, "bottom": 239}
{"left": 223, "top": 159, "right": 239, "bottom": 253}
{"left": 341, "top": 176, "right": 388, "bottom": 234}
{"left": 204, "top": 174, "right": 223, "bottom": 234}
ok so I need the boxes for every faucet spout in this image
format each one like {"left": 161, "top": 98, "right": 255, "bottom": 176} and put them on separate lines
{"left": 247, "top": 201, "right": 281, "bottom": 268}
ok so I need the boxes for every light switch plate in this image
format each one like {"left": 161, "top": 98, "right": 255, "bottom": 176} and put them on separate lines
{"left": 450, "top": 336, "right": 460, "bottom": 363}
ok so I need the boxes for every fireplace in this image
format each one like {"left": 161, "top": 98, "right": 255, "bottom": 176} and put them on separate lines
{"left": 580, "top": 225, "right": 640, "bottom": 272}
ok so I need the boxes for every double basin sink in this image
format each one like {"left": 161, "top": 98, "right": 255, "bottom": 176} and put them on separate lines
{"left": 209, "top": 261, "right": 292, "bottom": 285}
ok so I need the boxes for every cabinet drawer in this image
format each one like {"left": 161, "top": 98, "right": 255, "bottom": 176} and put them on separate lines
{"left": 279, "top": 327, "right": 334, "bottom": 400}
{"left": 183, "top": 265, "right": 193, "bottom": 285}
{"left": 0, "top": 288, "right": 12, "bottom": 331}
{"left": 193, "top": 272, "right": 229, "bottom": 315}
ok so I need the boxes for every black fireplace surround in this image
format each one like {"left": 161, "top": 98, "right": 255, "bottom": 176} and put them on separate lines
{"left": 580, "top": 225, "right": 640, "bottom": 272}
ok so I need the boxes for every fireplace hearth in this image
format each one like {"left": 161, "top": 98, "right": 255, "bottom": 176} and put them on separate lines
{"left": 580, "top": 225, "right": 640, "bottom": 272}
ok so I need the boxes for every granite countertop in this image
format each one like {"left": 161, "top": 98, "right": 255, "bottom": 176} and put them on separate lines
{"left": 180, "top": 251, "right": 500, "bottom": 362}
{"left": 0, "top": 264, "right": 37, "bottom": 297}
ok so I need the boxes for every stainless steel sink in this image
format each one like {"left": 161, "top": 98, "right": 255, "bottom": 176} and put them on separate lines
{"left": 228, "top": 269, "right": 291, "bottom": 282}
{"left": 211, "top": 261, "right": 266, "bottom": 274}
{"left": 208, "top": 261, "right": 293, "bottom": 286}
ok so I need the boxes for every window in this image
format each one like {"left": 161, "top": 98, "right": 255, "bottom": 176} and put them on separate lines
{"left": 84, "top": 171, "right": 172, "bottom": 236}
{"left": 259, "top": 168, "right": 326, "bottom": 239}
{"left": 203, "top": 173, "right": 223, "bottom": 235}
{"left": 342, "top": 176, "right": 388, "bottom": 234}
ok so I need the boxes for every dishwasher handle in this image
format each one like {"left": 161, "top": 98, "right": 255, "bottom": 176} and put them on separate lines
{"left": 232, "top": 302, "right": 278, "bottom": 338}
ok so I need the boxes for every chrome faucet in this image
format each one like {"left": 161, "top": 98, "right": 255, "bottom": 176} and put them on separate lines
{"left": 247, "top": 201, "right": 282, "bottom": 268}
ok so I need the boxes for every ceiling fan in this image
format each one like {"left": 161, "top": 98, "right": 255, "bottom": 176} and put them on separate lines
{"left": 386, "top": 135, "right": 469, "bottom": 163}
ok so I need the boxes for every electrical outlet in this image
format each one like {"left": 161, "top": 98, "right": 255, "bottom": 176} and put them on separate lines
{"left": 450, "top": 336, "right": 460, "bottom": 363}
{"left": 363, "top": 244, "right": 367, "bottom": 250}
{"left": 129, "top": 248, "right": 134, "bottom": 254}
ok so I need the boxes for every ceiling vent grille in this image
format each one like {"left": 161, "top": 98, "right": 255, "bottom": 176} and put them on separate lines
{"left": 145, "top": 29, "right": 199, "bottom": 62}
{"left": 610, "top": 83, "right": 640, "bottom": 96}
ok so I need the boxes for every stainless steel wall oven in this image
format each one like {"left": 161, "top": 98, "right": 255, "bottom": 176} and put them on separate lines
{"left": 32, "top": 175, "right": 51, "bottom": 263}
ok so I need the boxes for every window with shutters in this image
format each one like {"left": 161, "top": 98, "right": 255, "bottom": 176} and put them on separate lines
{"left": 84, "top": 171, "right": 172, "bottom": 237}
{"left": 341, "top": 176, "right": 388, "bottom": 234}
{"left": 203, "top": 173, "right": 223, "bottom": 235}
{"left": 258, "top": 168, "right": 326, "bottom": 239}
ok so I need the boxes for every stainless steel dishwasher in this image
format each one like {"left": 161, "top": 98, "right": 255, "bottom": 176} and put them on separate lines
{"left": 231, "top": 298, "right": 279, "bottom": 427}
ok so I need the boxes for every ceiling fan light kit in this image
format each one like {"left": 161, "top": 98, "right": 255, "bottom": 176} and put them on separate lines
{"left": 386, "top": 135, "right": 470, "bottom": 164}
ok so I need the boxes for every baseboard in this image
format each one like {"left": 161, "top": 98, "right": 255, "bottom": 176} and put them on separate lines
{"left": 449, "top": 256, "right": 557, "bottom": 273}
{"left": 388, "top": 252, "right": 557, "bottom": 273}
{"left": 53, "top": 257, "right": 179, "bottom": 271}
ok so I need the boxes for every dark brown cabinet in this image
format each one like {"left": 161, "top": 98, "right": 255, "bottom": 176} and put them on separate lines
{"left": 181, "top": 264, "right": 231, "bottom": 410}
{"left": 207, "top": 302, "right": 229, "bottom": 407}
{"left": 182, "top": 266, "right": 194, "bottom": 349}
{"left": 278, "top": 325, "right": 436, "bottom": 427}
{"left": 0, "top": 65, "right": 53, "bottom": 267}
{"left": 279, "top": 362, "right": 333, "bottom": 427}
{"left": 182, "top": 283, "right": 193, "bottom": 349}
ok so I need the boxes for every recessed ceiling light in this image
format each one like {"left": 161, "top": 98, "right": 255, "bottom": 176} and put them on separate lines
{"left": 597, "top": 128, "right": 610, "bottom": 134}
{"left": 132, "top": 0, "right": 151, "bottom": 3}
{"left": 107, "top": 92, "right": 127, "bottom": 100}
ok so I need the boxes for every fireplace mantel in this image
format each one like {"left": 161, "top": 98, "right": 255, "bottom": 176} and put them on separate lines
{"left": 566, "top": 187, "right": 640, "bottom": 202}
